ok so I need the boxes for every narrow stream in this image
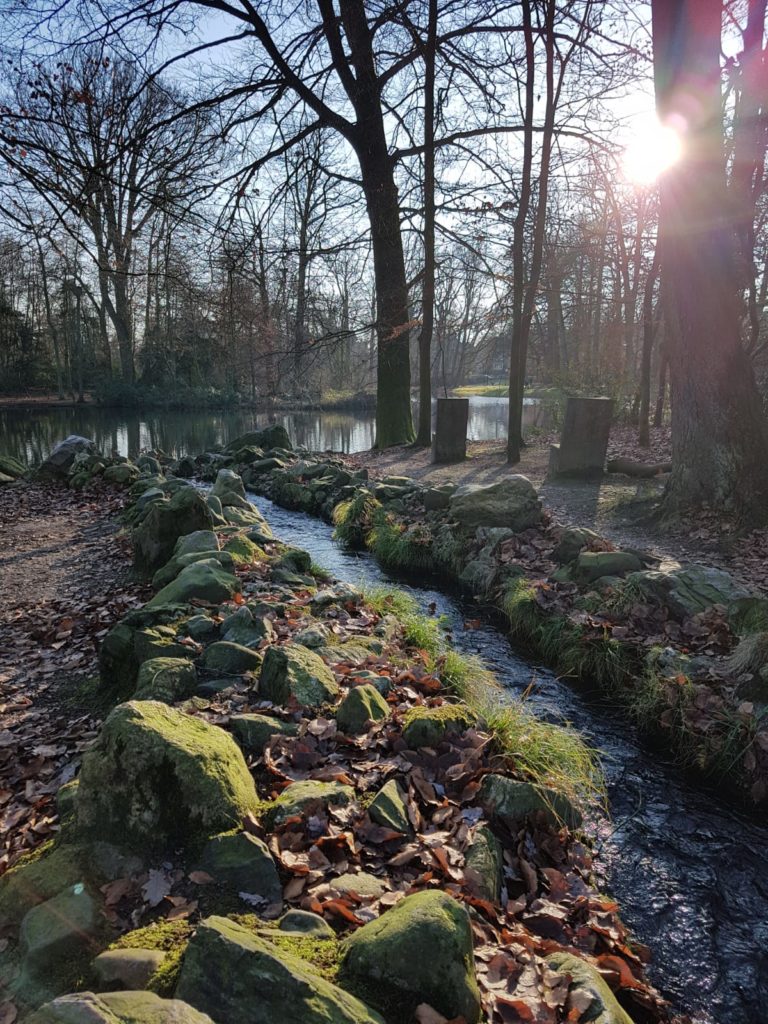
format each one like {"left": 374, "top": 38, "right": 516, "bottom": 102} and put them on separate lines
{"left": 252, "top": 493, "right": 768, "bottom": 1024}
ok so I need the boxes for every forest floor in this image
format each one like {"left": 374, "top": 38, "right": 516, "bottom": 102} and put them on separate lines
{"left": 0, "top": 482, "right": 148, "bottom": 873}
{"left": 348, "top": 424, "right": 768, "bottom": 595}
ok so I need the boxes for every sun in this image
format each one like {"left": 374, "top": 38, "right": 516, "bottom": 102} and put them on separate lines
{"left": 622, "top": 115, "right": 682, "bottom": 186}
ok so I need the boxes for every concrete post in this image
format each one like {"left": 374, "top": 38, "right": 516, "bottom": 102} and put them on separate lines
{"left": 433, "top": 398, "right": 469, "bottom": 463}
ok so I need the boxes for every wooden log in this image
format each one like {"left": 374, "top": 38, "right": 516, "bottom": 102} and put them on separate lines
{"left": 606, "top": 458, "right": 672, "bottom": 478}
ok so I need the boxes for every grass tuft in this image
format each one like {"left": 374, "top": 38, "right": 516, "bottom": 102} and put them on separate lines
{"left": 332, "top": 491, "right": 382, "bottom": 548}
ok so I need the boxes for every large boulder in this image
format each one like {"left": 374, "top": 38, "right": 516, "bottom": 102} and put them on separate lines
{"left": 133, "top": 488, "right": 214, "bottom": 575}
{"left": 225, "top": 425, "right": 293, "bottom": 453}
{"left": 259, "top": 644, "right": 340, "bottom": 708}
{"left": 28, "top": 991, "right": 215, "bottom": 1024}
{"left": 449, "top": 475, "right": 542, "bottom": 531}
{"left": 626, "top": 564, "right": 754, "bottom": 620}
{"left": 339, "top": 890, "right": 481, "bottom": 1023}
{"left": 212, "top": 468, "right": 246, "bottom": 499}
{"left": 39, "top": 436, "right": 97, "bottom": 478}
{"left": 201, "top": 641, "right": 262, "bottom": 675}
{"left": 176, "top": 916, "right": 383, "bottom": 1024}
{"left": 75, "top": 701, "right": 259, "bottom": 852}
{"left": 147, "top": 559, "right": 240, "bottom": 608}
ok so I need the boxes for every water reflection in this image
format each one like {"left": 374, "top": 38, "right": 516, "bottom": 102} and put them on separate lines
{"left": 0, "top": 396, "right": 548, "bottom": 464}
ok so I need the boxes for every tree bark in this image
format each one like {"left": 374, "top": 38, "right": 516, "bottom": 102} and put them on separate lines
{"left": 638, "top": 246, "right": 660, "bottom": 447}
{"left": 653, "top": 0, "right": 768, "bottom": 522}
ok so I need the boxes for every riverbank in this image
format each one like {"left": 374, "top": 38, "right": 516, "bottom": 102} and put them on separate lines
{"left": 183, "top": 436, "right": 767, "bottom": 808}
{"left": 0, "top": 440, "right": 677, "bottom": 1024}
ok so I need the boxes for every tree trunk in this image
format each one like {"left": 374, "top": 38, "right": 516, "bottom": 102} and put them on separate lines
{"left": 654, "top": 343, "right": 668, "bottom": 426}
{"left": 638, "top": 246, "right": 660, "bottom": 447}
{"left": 653, "top": 0, "right": 768, "bottom": 521}
{"left": 415, "top": 0, "right": 438, "bottom": 447}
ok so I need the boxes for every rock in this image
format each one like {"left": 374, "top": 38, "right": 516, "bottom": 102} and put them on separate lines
{"left": 0, "top": 843, "right": 85, "bottom": 928}
{"left": 220, "top": 605, "right": 273, "bottom": 647}
{"left": 103, "top": 463, "right": 139, "bottom": 487}
{"left": 423, "top": 484, "right": 456, "bottom": 510}
{"left": 627, "top": 564, "right": 754, "bottom": 621}
{"left": 147, "top": 559, "right": 240, "bottom": 608}
{"left": 449, "top": 476, "right": 542, "bottom": 531}
{"left": 137, "top": 454, "right": 162, "bottom": 475}
{"left": 212, "top": 468, "right": 245, "bottom": 499}
{"left": 275, "top": 545, "right": 313, "bottom": 574}
{"left": 0, "top": 453, "right": 25, "bottom": 478}
{"left": 368, "top": 779, "right": 411, "bottom": 834}
{"left": 152, "top": 550, "right": 235, "bottom": 590}
{"left": 174, "top": 455, "right": 198, "bottom": 478}
{"left": 336, "top": 684, "right": 390, "bottom": 735}
{"left": 56, "top": 779, "right": 79, "bottom": 821}
{"left": 729, "top": 595, "right": 768, "bottom": 635}
{"left": 221, "top": 533, "right": 262, "bottom": 564}
{"left": 216, "top": 490, "right": 252, "bottom": 510}
{"left": 464, "top": 825, "right": 503, "bottom": 902}
{"left": 328, "top": 872, "right": 386, "bottom": 899}
{"left": 245, "top": 457, "right": 286, "bottom": 475}
{"left": 198, "top": 831, "right": 281, "bottom": 902}
{"left": 175, "top": 530, "right": 220, "bottom": 557}
{"left": 278, "top": 909, "right": 335, "bottom": 938}
{"left": 176, "top": 916, "right": 382, "bottom": 1024}
{"left": 293, "top": 623, "right": 329, "bottom": 648}
{"left": 98, "top": 622, "right": 141, "bottom": 702}
{"left": 39, "top": 435, "right": 97, "bottom": 478}
{"left": 478, "top": 774, "right": 581, "bottom": 829}
{"left": 265, "top": 779, "right": 354, "bottom": 829}
{"left": 75, "top": 701, "right": 259, "bottom": 852}
{"left": 339, "top": 890, "right": 481, "bottom": 1023}
{"left": 401, "top": 704, "right": 474, "bottom": 749}
{"left": 574, "top": 550, "right": 642, "bottom": 585}
{"left": 133, "top": 488, "right": 214, "bottom": 575}
{"left": 134, "top": 624, "right": 192, "bottom": 664}
{"left": 226, "top": 425, "right": 293, "bottom": 453}
{"left": 259, "top": 644, "right": 340, "bottom": 708}
{"left": 546, "top": 952, "right": 636, "bottom": 1024}
{"left": 20, "top": 885, "right": 100, "bottom": 974}
{"left": 134, "top": 657, "right": 198, "bottom": 703}
{"left": 92, "top": 947, "right": 167, "bottom": 991}
{"left": 186, "top": 614, "right": 217, "bottom": 641}
{"left": 229, "top": 713, "right": 298, "bottom": 753}
{"left": 309, "top": 583, "right": 363, "bottom": 612}
{"left": 28, "top": 991, "right": 215, "bottom": 1023}
{"left": 202, "top": 641, "right": 262, "bottom": 675}
{"left": 552, "top": 527, "right": 602, "bottom": 565}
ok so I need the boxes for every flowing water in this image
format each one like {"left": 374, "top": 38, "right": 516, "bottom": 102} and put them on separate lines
{"left": 251, "top": 494, "right": 768, "bottom": 1024}
{"left": 0, "top": 396, "right": 548, "bottom": 465}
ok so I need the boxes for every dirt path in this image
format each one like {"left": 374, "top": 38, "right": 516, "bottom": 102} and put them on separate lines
{"left": 347, "top": 425, "right": 768, "bottom": 594}
{"left": 0, "top": 481, "right": 148, "bottom": 873}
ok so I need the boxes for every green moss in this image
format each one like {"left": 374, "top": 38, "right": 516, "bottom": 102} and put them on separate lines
{"left": 332, "top": 491, "right": 382, "bottom": 548}
{"left": 369, "top": 514, "right": 434, "bottom": 574}
{"left": 231, "top": 918, "right": 342, "bottom": 983}
{"left": 111, "top": 920, "right": 193, "bottom": 998}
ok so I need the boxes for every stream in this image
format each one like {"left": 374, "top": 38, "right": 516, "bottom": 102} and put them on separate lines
{"left": 251, "top": 493, "right": 768, "bottom": 1024}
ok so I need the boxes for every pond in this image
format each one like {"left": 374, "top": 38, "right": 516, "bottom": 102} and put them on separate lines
{"left": 0, "top": 396, "right": 549, "bottom": 465}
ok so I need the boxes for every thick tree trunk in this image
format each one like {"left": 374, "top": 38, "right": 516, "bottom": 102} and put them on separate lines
{"left": 638, "top": 247, "right": 660, "bottom": 447}
{"left": 654, "top": 344, "right": 668, "bottom": 427}
{"left": 415, "top": 0, "right": 438, "bottom": 447}
{"left": 653, "top": 0, "right": 768, "bottom": 522}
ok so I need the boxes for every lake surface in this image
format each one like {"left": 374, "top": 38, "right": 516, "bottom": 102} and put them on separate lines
{"left": 0, "top": 396, "right": 548, "bottom": 465}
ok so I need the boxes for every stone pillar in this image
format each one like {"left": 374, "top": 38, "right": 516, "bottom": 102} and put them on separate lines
{"left": 433, "top": 398, "right": 469, "bottom": 463}
{"left": 549, "top": 396, "right": 613, "bottom": 478}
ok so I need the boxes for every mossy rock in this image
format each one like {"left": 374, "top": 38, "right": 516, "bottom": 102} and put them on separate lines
{"left": 198, "top": 832, "right": 281, "bottom": 902}
{"left": 134, "top": 625, "right": 193, "bottom": 666}
{"left": 0, "top": 453, "right": 26, "bottom": 478}
{"left": 339, "top": 890, "right": 481, "bottom": 1023}
{"left": 92, "top": 947, "right": 167, "bottom": 991}
{"left": 226, "top": 425, "right": 293, "bottom": 452}
{"left": 147, "top": 560, "right": 240, "bottom": 609}
{"left": 0, "top": 843, "right": 84, "bottom": 927}
{"left": 98, "top": 622, "right": 140, "bottom": 704}
{"left": 134, "top": 657, "right": 198, "bottom": 703}
{"left": 212, "top": 468, "right": 245, "bottom": 499}
{"left": 220, "top": 606, "right": 273, "bottom": 647}
{"left": 56, "top": 779, "right": 80, "bottom": 822}
{"left": 278, "top": 910, "right": 335, "bottom": 939}
{"left": 367, "top": 779, "right": 411, "bottom": 834}
{"left": 552, "top": 527, "right": 602, "bottom": 565}
{"left": 336, "top": 684, "right": 390, "bottom": 735}
{"left": 546, "top": 952, "right": 636, "bottom": 1024}
{"left": 222, "top": 534, "right": 263, "bottom": 564}
{"left": 464, "top": 825, "right": 503, "bottom": 903}
{"left": 478, "top": 773, "right": 582, "bottom": 829}
{"left": 103, "top": 463, "right": 139, "bottom": 487}
{"left": 75, "top": 701, "right": 259, "bottom": 853}
{"left": 401, "top": 704, "right": 474, "bottom": 749}
{"left": 449, "top": 476, "right": 541, "bottom": 532}
{"left": 259, "top": 644, "right": 339, "bottom": 709}
{"left": 202, "top": 641, "right": 262, "bottom": 675}
{"left": 229, "top": 713, "right": 298, "bottom": 754}
{"left": 174, "top": 530, "right": 219, "bottom": 557}
{"left": 186, "top": 615, "right": 217, "bottom": 641}
{"left": 133, "top": 488, "right": 214, "bottom": 576}
{"left": 176, "top": 915, "right": 382, "bottom": 1024}
{"left": 574, "top": 551, "right": 642, "bottom": 585}
{"left": 152, "top": 550, "right": 234, "bottom": 591}
{"left": 27, "top": 991, "right": 216, "bottom": 1023}
{"left": 265, "top": 780, "right": 354, "bottom": 829}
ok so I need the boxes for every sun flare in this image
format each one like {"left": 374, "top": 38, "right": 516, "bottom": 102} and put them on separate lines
{"left": 622, "top": 116, "right": 682, "bottom": 186}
